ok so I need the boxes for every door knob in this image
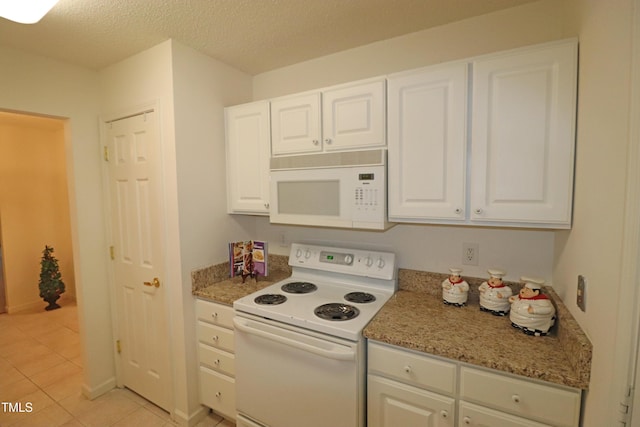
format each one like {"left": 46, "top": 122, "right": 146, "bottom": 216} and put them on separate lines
{"left": 143, "top": 277, "right": 160, "bottom": 288}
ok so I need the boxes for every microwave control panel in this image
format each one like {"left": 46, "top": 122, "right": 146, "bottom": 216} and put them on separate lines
{"left": 352, "top": 166, "right": 385, "bottom": 224}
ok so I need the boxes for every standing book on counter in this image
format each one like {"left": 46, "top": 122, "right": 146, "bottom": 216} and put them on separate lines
{"left": 229, "top": 240, "right": 268, "bottom": 278}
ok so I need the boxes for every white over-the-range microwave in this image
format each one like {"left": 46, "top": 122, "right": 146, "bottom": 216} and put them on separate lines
{"left": 269, "top": 149, "right": 394, "bottom": 230}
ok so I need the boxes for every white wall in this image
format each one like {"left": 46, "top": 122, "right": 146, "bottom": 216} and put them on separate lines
{"left": 0, "top": 45, "right": 114, "bottom": 399}
{"left": 171, "top": 40, "right": 254, "bottom": 423}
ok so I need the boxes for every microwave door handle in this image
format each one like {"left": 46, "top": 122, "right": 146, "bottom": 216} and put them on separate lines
{"left": 233, "top": 317, "right": 355, "bottom": 361}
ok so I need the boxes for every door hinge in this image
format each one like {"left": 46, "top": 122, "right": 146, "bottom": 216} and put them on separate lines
{"left": 109, "top": 246, "right": 115, "bottom": 260}
{"left": 103, "top": 146, "right": 109, "bottom": 162}
{"left": 116, "top": 340, "right": 121, "bottom": 354}
{"left": 619, "top": 386, "right": 634, "bottom": 425}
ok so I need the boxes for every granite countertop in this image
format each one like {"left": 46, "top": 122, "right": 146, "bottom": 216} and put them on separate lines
{"left": 191, "top": 254, "right": 292, "bottom": 306}
{"left": 192, "top": 258, "right": 592, "bottom": 390}
{"left": 364, "top": 269, "right": 592, "bottom": 390}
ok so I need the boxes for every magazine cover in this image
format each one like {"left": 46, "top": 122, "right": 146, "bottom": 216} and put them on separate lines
{"left": 229, "top": 240, "right": 268, "bottom": 278}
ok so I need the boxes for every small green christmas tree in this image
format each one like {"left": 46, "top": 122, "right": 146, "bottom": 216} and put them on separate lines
{"left": 38, "top": 245, "right": 65, "bottom": 311}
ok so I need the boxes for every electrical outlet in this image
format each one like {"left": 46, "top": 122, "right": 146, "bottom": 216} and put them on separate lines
{"left": 462, "top": 242, "right": 479, "bottom": 266}
{"left": 577, "top": 275, "right": 586, "bottom": 312}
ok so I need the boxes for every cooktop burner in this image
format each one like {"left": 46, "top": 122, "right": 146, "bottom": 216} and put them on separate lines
{"left": 281, "top": 281, "right": 318, "bottom": 294}
{"left": 254, "top": 294, "right": 287, "bottom": 305}
{"left": 344, "top": 292, "right": 376, "bottom": 304}
{"left": 314, "top": 303, "right": 360, "bottom": 321}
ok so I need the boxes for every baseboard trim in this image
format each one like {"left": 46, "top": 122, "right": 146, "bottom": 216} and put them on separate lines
{"left": 81, "top": 377, "right": 117, "bottom": 400}
{"left": 172, "top": 405, "right": 209, "bottom": 427}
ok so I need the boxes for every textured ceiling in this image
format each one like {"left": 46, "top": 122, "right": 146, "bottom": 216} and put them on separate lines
{"left": 0, "top": 0, "right": 539, "bottom": 75}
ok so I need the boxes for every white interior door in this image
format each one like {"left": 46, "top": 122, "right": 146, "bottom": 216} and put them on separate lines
{"left": 106, "top": 111, "right": 171, "bottom": 411}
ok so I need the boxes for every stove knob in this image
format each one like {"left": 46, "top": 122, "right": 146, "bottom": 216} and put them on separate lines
{"left": 344, "top": 255, "right": 353, "bottom": 265}
{"left": 295, "top": 248, "right": 303, "bottom": 259}
{"left": 376, "top": 257, "right": 386, "bottom": 269}
{"left": 304, "top": 249, "right": 311, "bottom": 259}
{"left": 364, "top": 256, "right": 374, "bottom": 267}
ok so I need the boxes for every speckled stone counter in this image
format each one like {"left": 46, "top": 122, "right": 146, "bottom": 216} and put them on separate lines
{"left": 191, "top": 254, "right": 291, "bottom": 306}
{"left": 364, "top": 269, "right": 592, "bottom": 390}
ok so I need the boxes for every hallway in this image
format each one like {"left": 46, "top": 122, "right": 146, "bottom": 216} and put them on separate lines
{"left": 0, "top": 297, "right": 233, "bottom": 427}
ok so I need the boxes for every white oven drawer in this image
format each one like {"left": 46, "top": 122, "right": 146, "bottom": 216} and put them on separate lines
{"left": 196, "top": 299, "right": 235, "bottom": 328}
{"left": 368, "top": 341, "right": 456, "bottom": 395}
{"left": 198, "top": 342, "right": 235, "bottom": 376}
{"left": 197, "top": 321, "right": 235, "bottom": 352}
{"left": 460, "top": 366, "right": 581, "bottom": 427}
{"left": 199, "top": 365, "right": 236, "bottom": 421}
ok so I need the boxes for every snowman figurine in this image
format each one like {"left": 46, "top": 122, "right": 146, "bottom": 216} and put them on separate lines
{"left": 478, "top": 269, "right": 512, "bottom": 316}
{"left": 442, "top": 268, "right": 469, "bottom": 307}
{"left": 508, "top": 277, "right": 556, "bottom": 336}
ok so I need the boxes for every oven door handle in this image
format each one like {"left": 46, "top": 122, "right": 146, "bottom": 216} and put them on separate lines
{"left": 233, "top": 317, "right": 355, "bottom": 361}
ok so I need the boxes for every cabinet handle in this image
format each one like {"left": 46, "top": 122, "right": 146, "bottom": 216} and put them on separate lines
{"left": 512, "top": 394, "right": 521, "bottom": 403}
{"left": 211, "top": 312, "right": 218, "bottom": 319}
{"left": 264, "top": 202, "right": 270, "bottom": 209}
{"left": 403, "top": 365, "right": 411, "bottom": 373}
{"left": 455, "top": 208, "right": 462, "bottom": 214}
{"left": 212, "top": 335, "right": 219, "bottom": 341}
{"left": 440, "top": 410, "right": 448, "bottom": 418}
{"left": 474, "top": 208, "right": 483, "bottom": 215}
{"left": 214, "top": 359, "right": 220, "bottom": 365}
{"left": 464, "top": 416, "right": 472, "bottom": 425}
{"left": 324, "top": 138, "right": 332, "bottom": 144}
{"left": 312, "top": 139, "right": 319, "bottom": 145}
{"left": 215, "top": 391, "right": 222, "bottom": 398}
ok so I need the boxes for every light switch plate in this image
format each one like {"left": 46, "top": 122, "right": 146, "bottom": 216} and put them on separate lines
{"left": 577, "top": 275, "right": 586, "bottom": 312}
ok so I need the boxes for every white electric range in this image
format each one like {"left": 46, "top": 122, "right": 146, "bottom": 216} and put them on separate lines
{"left": 233, "top": 243, "right": 397, "bottom": 427}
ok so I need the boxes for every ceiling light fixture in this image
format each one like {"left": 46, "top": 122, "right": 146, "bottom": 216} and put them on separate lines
{"left": 0, "top": 0, "right": 60, "bottom": 24}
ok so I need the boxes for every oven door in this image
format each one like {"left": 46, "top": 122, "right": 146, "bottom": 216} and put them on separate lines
{"left": 233, "top": 314, "right": 364, "bottom": 427}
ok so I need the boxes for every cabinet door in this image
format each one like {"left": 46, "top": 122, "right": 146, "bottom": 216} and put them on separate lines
{"left": 470, "top": 40, "right": 577, "bottom": 227}
{"left": 368, "top": 375, "right": 454, "bottom": 427}
{"left": 271, "top": 92, "right": 322, "bottom": 155}
{"left": 459, "top": 401, "right": 552, "bottom": 427}
{"left": 388, "top": 63, "right": 468, "bottom": 222}
{"left": 225, "top": 101, "right": 271, "bottom": 214}
{"left": 322, "top": 79, "right": 386, "bottom": 151}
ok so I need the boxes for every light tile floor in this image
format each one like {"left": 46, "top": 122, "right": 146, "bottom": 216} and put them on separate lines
{"left": 0, "top": 297, "right": 234, "bottom": 427}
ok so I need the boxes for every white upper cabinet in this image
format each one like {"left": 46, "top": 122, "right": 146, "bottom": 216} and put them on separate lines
{"left": 387, "top": 62, "right": 468, "bottom": 222}
{"left": 470, "top": 40, "right": 578, "bottom": 227}
{"left": 225, "top": 101, "right": 271, "bottom": 215}
{"left": 388, "top": 39, "right": 577, "bottom": 228}
{"left": 270, "top": 78, "right": 386, "bottom": 156}
{"left": 322, "top": 79, "right": 386, "bottom": 151}
{"left": 270, "top": 92, "right": 322, "bottom": 155}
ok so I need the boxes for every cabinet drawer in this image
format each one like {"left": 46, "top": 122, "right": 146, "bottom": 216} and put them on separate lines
{"left": 199, "top": 343, "right": 235, "bottom": 376}
{"left": 460, "top": 367, "right": 581, "bottom": 427}
{"left": 199, "top": 366, "right": 236, "bottom": 420}
{"left": 196, "top": 299, "right": 235, "bottom": 328}
{"left": 368, "top": 342, "right": 456, "bottom": 395}
{"left": 459, "top": 401, "right": 552, "bottom": 427}
{"left": 197, "top": 321, "right": 235, "bottom": 352}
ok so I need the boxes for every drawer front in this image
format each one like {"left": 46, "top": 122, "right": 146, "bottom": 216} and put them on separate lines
{"left": 196, "top": 299, "right": 235, "bottom": 328}
{"left": 197, "top": 321, "right": 235, "bottom": 352}
{"left": 460, "top": 367, "right": 581, "bottom": 427}
{"left": 199, "top": 343, "right": 235, "bottom": 376}
{"left": 459, "top": 401, "right": 552, "bottom": 427}
{"left": 199, "top": 366, "right": 236, "bottom": 420}
{"left": 368, "top": 342, "right": 456, "bottom": 395}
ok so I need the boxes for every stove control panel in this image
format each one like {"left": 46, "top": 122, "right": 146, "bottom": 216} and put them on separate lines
{"left": 289, "top": 243, "right": 396, "bottom": 280}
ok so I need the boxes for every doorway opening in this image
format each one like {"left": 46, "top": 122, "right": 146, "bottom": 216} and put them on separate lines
{"left": 0, "top": 110, "right": 76, "bottom": 313}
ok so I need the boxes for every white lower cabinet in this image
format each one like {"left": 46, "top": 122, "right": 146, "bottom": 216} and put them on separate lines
{"left": 196, "top": 299, "right": 236, "bottom": 421}
{"left": 368, "top": 341, "right": 582, "bottom": 427}
{"left": 368, "top": 375, "right": 455, "bottom": 427}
